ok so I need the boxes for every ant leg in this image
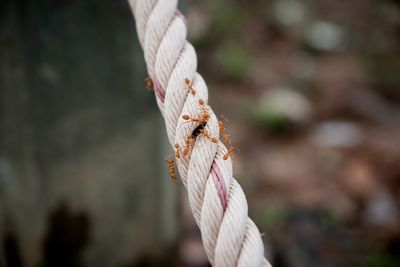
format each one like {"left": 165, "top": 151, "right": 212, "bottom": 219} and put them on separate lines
{"left": 201, "top": 130, "right": 218, "bottom": 144}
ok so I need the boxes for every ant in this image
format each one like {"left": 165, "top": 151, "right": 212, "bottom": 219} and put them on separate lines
{"left": 144, "top": 76, "right": 153, "bottom": 91}
{"left": 178, "top": 98, "right": 218, "bottom": 156}
{"left": 218, "top": 120, "right": 235, "bottom": 160}
{"left": 184, "top": 78, "right": 196, "bottom": 95}
{"left": 165, "top": 159, "right": 177, "bottom": 181}
{"left": 218, "top": 121, "right": 231, "bottom": 143}
{"left": 161, "top": 78, "right": 199, "bottom": 182}
{"left": 165, "top": 144, "right": 182, "bottom": 182}
{"left": 174, "top": 144, "right": 181, "bottom": 159}
{"left": 165, "top": 79, "right": 236, "bottom": 182}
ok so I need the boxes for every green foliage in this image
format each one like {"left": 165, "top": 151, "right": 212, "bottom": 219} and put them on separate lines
{"left": 248, "top": 108, "right": 291, "bottom": 133}
{"left": 256, "top": 204, "right": 292, "bottom": 231}
{"left": 215, "top": 41, "right": 249, "bottom": 81}
{"left": 211, "top": 3, "right": 244, "bottom": 34}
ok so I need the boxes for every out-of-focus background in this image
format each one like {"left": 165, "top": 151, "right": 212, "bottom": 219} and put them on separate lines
{"left": 1, "top": 0, "right": 400, "bottom": 266}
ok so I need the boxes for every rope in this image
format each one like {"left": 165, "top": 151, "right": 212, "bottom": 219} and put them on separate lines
{"left": 128, "top": 1, "right": 272, "bottom": 266}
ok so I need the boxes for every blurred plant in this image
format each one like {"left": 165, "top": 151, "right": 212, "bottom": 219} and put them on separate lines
{"left": 215, "top": 41, "right": 249, "bottom": 81}
{"left": 247, "top": 88, "right": 312, "bottom": 133}
{"left": 256, "top": 203, "right": 292, "bottom": 231}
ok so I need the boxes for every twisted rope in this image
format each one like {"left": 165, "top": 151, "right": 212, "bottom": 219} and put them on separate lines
{"left": 128, "top": 1, "right": 272, "bottom": 266}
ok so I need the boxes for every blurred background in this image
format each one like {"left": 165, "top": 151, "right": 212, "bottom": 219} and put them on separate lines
{"left": 1, "top": 0, "right": 400, "bottom": 266}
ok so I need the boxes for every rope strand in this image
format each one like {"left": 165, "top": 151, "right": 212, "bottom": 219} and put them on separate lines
{"left": 128, "top": 1, "right": 272, "bottom": 266}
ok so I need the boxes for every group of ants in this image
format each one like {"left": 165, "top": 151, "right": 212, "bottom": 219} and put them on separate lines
{"left": 145, "top": 77, "right": 235, "bottom": 182}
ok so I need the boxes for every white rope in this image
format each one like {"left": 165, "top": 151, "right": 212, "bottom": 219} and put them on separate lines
{"left": 128, "top": 1, "right": 272, "bottom": 266}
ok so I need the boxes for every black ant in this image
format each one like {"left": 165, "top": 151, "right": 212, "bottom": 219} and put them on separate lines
{"left": 177, "top": 98, "right": 218, "bottom": 156}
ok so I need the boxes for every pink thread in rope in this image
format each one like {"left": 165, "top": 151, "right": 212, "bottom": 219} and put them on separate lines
{"left": 152, "top": 12, "right": 186, "bottom": 104}
{"left": 152, "top": 77, "right": 165, "bottom": 102}
{"left": 175, "top": 10, "right": 187, "bottom": 26}
{"left": 211, "top": 162, "right": 228, "bottom": 210}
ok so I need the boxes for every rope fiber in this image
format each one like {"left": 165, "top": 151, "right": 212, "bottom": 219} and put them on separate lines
{"left": 128, "top": 1, "right": 272, "bottom": 266}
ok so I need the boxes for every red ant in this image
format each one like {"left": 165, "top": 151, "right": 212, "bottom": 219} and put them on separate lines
{"left": 144, "top": 76, "right": 153, "bottom": 91}
{"left": 165, "top": 79, "right": 236, "bottom": 181}
{"left": 184, "top": 78, "right": 196, "bottom": 95}
{"left": 177, "top": 98, "right": 218, "bottom": 157}
{"left": 165, "top": 159, "right": 177, "bottom": 182}
{"left": 218, "top": 120, "right": 235, "bottom": 160}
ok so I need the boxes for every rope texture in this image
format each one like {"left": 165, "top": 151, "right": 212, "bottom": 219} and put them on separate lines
{"left": 128, "top": 1, "right": 272, "bottom": 266}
